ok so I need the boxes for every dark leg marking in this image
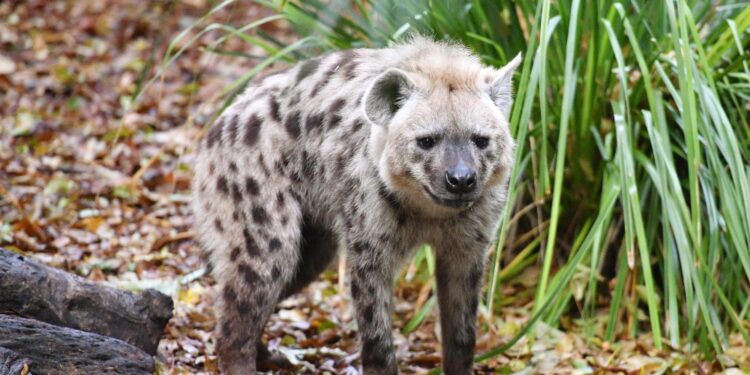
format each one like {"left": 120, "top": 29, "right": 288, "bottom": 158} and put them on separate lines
{"left": 361, "top": 335, "right": 393, "bottom": 372}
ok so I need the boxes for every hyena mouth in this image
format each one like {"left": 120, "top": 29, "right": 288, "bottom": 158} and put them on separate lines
{"left": 422, "top": 185, "right": 475, "bottom": 209}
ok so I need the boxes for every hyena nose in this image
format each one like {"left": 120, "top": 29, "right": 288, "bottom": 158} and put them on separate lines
{"left": 445, "top": 167, "right": 477, "bottom": 194}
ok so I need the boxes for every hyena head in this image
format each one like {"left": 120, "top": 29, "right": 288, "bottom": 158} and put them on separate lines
{"left": 364, "top": 44, "right": 521, "bottom": 217}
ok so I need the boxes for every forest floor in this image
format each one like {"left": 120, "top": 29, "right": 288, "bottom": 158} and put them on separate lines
{"left": 1, "top": 1, "right": 747, "bottom": 374}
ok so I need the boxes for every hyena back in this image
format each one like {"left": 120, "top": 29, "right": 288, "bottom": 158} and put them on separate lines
{"left": 192, "top": 36, "right": 520, "bottom": 374}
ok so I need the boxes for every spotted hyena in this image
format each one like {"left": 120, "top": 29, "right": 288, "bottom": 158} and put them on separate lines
{"left": 192, "top": 36, "right": 520, "bottom": 374}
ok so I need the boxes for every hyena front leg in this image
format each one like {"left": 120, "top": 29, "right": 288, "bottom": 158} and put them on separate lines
{"left": 347, "top": 242, "right": 400, "bottom": 375}
{"left": 434, "top": 239, "right": 488, "bottom": 375}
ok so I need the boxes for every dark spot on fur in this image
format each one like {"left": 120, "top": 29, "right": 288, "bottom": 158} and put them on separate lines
{"left": 271, "top": 265, "right": 281, "bottom": 281}
{"left": 301, "top": 151, "right": 317, "bottom": 178}
{"left": 305, "top": 112, "right": 325, "bottom": 134}
{"left": 363, "top": 303, "right": 374, "bottom": 323}
{"left": 327, "top": 99, "right": 346, "bottom": 129}
{"left": 296, "top": 58, "right": 320, "bottom": 82}
{"left": 350, "top": 118, "right": 364, "bottom": 134}
{"left": 226, "top": 114, "right": 239, "bottom": 144}
{"left": 232, "top": 210, "right": 240, "bottom": 222}
{"left": 228, "top": 162, "right": 238, "bottom": 172}
{"left": 350, "top": 280, "right": 360, "bottom": 300}
{"left": 330, "top": 98, "right": 346, "bottom": 113}
{"left": 217, "top": 176, "right": 229, "bottom": 195}
{"left": 252, "top": 206, "right": 268, "bottom": 224}
{"left": 230, "top": 246, "right": 241, "bottom": 262}
{"left": 231, "top": 183, "right": 242, "bottom": 203}
{"left": 237, "top": 299, "right": 251, "bottom": 315}
{"left": 284, "top": 111, "right": 301, "bottom": 139}
{"left": 341, "top": 52, "right": 358, "bottom": 79}
{"left": 243, "top": 228, "right": 261, "bottom": 257}
{"left": 238, "top": 263, "right": 262, "bottom": 285}
{"left": 205, "top": 118, "right": 224, "bottom": 148}
{"left": 223, "top": 285, "right": 237, "bottom": 303}
{"left": 208, "top": 162, "right": 216, "bottom": 175}
{"left": 448, "top": 83, "right": 455, "bottom": 92}
{"left": 269, "top": 96, "right": 281, "bottom": 122}
{"left": 276, "top": 191, "right": 285, "bottom": 209}
{"left": 244, "top": 114, "right": 262, "bottom": 147}
{"left": 328, "top": 114, "right": 343, "bottom": 130}
{"left": 310, "top": 61, "right": 338, "bottom": 97}
{"left": 268, "top": 237, "right": 282, "bottom": 252}
{"left": 214, "top": 218, "right": 224, "bottom": 232}
{"left": 245, "top": 177, "right": 260, "bottom": 196}
{"left": 280, "top": 215, "right": 288, "bottom": 225}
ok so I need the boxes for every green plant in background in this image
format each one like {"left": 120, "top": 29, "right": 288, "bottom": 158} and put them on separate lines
{"left": 169, "top": 0, "right": 750, "bottom": 362}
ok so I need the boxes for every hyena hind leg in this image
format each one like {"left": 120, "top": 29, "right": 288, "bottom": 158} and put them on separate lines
{"left": 214, "top": 199, "right": 303, "bottom": 374}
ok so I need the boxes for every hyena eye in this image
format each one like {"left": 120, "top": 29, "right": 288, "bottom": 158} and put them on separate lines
{"left": 472, "top": 136, "right": 490, "bottom": 149}
{"left": 416, "top": 136, "right": 436, "bottom": 150}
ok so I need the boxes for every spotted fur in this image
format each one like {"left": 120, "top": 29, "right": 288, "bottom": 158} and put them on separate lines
{"left": 192, "top": 36, "right": 521, "bottom": 374}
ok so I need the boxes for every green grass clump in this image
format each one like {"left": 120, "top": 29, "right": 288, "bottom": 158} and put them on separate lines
{"left": 174, "top": 0, "right": 750, "bottom": 361}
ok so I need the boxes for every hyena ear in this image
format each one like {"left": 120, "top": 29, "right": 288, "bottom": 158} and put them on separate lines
{"left": 488, "top": 54, "right": 522, "bottom": 116}
{"left": 363, "top": 68, "right": 416, "bottom": 127}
